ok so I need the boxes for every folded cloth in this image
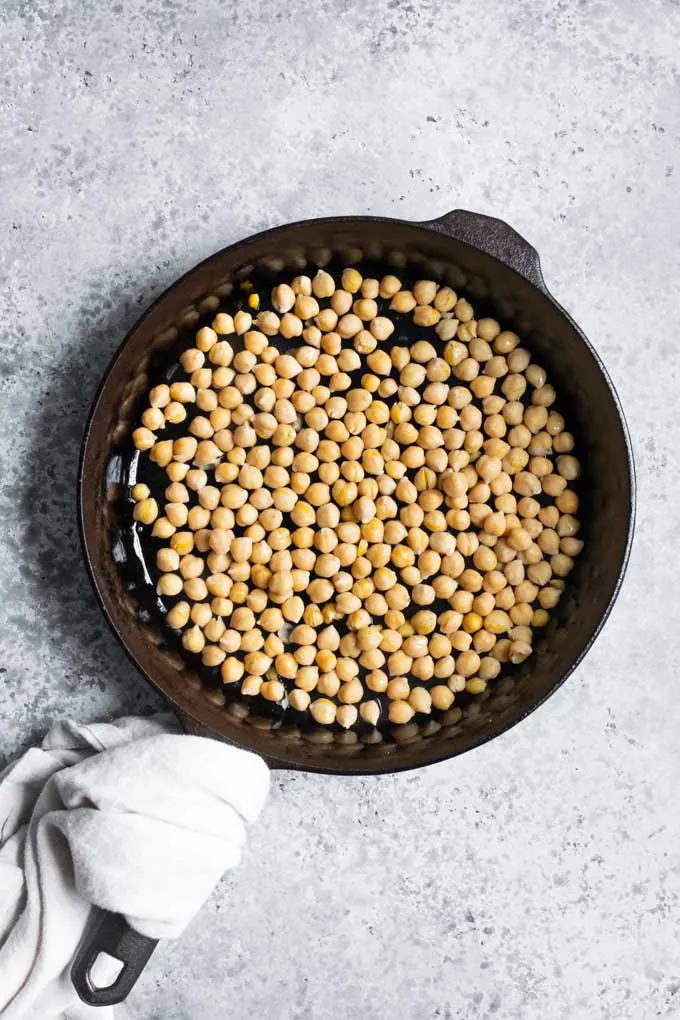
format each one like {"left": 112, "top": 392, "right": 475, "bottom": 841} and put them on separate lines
{"left": 0, "top": 715, "right": 269, "bottom": 1020}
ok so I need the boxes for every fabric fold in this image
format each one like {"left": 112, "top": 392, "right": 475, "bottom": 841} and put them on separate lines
{"left": 0, "top": 716, "right": 269, "bottom": 1020}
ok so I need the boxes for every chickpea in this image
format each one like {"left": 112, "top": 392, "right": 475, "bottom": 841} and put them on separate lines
{"left": 509, "top": 640, "right": 532, "bottom": 664}
{"left": 388, "top": 290, "right": 416, "bottom": 314}
{"left": 388, "top": 700, "right": 415, "bottom": 724}
{"left": 168, "top": 381, "right": 195, "bottom": 405}
{"left": 217, "top": 656, "right": 244, "bottom": 684}
{"left": 181, "top": 624, "right": 205, "bottom": 654}
{"left": 259, "top": 679, "right": 284, "bottom": 703}
{"left": 132, "top": 266, "right": 586, "bottom": 728}
{"left": 430, "top": 685, "right": 455, "bottom": 711}
{"left": 166, "top": 601, "right": 190, "bottom": 629}
{"left": 336, "top": 313, "right": 362, "bottom": 338}
{"left": 133, "top": 497, "right": 159, "bottom": 524}
{"left": 333, "top": 704, "right": 356, "bottom": 730}
{"left": 367, "top": 316, "right": 393, "bottom": 342}
{"left": 308, "top": 698, "right": 335, "bottom": 725}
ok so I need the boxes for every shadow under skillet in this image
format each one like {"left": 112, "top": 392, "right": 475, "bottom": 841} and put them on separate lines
{"left": 9, "top": 276, "right": 181, "bottom": 767}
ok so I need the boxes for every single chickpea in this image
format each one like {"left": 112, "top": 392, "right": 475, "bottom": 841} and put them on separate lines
{"left": 387, "top": 650, "right": 413, "bottom": 676}
{"left": 430, "top": 685, "right": 455, "bottom": 711}
{"left": 310, "top": 269, "right": 334, "bottom": 298}
{"left": 334, "top": 704, "right": 357, "bottom": 729}
{"left": 377, "top": 274, "right": 400, "bottom": 298}
{"left": 181, "top": 625, "right": 205, "bottom": 654}
{"left": 386, "top": 675, "right": 410, "bottom": 702}
{"left": 353, "top": 297, "right": 377, "bottom": 321}
{"left": 133, "top": 427, "right": 155, "bottom": 451}
{"left": 166, "top": 600, "right": 190, "bottom": 630}
{"left": 388, "top": 700, "right": 415, "bottom": 724}
{"left": 308, "top": 698, "right": 335, "bottom": 725}
{"left": 258, "top": 679, "right": 283, "bottom": 703}
{"left": 366, "top": 315, "right": 393, "bottom": 341}
{"left": 509, "top": 640, "right": 532, "bottom": 664}
{"left": 166, "top": 459, "right": 189, "bottom": 481}
{"left": 413, "top": 305, "right": 440, "bottom": 327}
{"left": 141, "top": 406, "right": 166, "bottom": 431}
{"left": 388, "top": 290, "right": 416, "bottom": 314}
{"left": 295, "top": 294, "right": 320, "bottom": 320}
{"left": 286, "top": 688, "right": 310, "bottom": 713}
{"left": 133, "top": 497, "right": 159, "bottom": 524}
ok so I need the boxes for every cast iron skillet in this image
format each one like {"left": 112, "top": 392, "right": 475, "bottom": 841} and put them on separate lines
{"left": 74, "top": 209, "right": 635, "bottom": 1006}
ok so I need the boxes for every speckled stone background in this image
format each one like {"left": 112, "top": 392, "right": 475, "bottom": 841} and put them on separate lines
{"left": 1, "top": 0, "right": 679, "bottom": 1017}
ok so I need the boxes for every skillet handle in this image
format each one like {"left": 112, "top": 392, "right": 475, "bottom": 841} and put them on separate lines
{"left": 71, "top": 910, "right": 158, "bottom": 1007}
{"left": 421, "top": 208, "right": 548, "bottom": 294}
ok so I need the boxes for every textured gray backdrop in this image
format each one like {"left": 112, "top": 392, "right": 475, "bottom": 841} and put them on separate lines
{"left": 1, "top": 0, "right": 679, "bottom": 1017}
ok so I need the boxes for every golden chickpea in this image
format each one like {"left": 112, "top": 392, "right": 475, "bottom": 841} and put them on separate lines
{"left": 133, "top": 497, "right": 159, "bottom": 524}
{"left": 405, "top": 684, "right": 431, "bottom": 716}
{"left": 131, "top": 483, "right": 151, "bottom": 503}
{"left": 385, "top": 675, "right": 409, "bottom": 701}
{"left": 554, "top": 454, "right": 580, "bottom": 481}
{"left": 482, "top": 609, "right": 510, "bottom": 635}
{"left": 356, "top": 700, "right": 379, "bottom": 726}
{"left": 170, "top": 530, "right": 194, "bottom": 555}
{"left": 351, "top": 297, "right": 376, "bottom": 321}
{"left": 258, "top": 679, "right": 283, "bottom": 703}
{"left": 309, "top": 269, "right": 333, "bottom": 298}
{"left": 236, "top": 675, "right": 260, "bottom": 697}
{"left": 336, "top": 268, "right": 360, "bottom": 294}
{"left": 243, "top": 651, "right": 272, "bottom": 678}
{"left": 335, "top": 677, "right": 361, "bottom": 704}
{"left": 294, "top": 294, "right": 319, "bottom": 321}
{"left": 358, "top": 275, "right": 381, "bottom": 297}
{"left": 413, "top": 305, "right": 440, "bottom": 327}
{"left": 388, "top": 700, "right": 415, "bottom": 724}
{"left": 375, "top": 274, "right": 399, "bottom": 299}
{"left": 366, "top": 315, "right": 393, "bottom": 342}
{"left": 286, "top": 688, "right": 310, "bottom": 713}
{"left": 550, "top": 553, "right": 574, "bottom": 577}
{"left": 181, "top": 624, "right": 205, "bottom": 654}
{"left": 389, "top": 290, "right": 416, "bottom": 314}
{"left": 165, "top": 600, "right": 190, "bottom": 629}
{"left": 133, "top": 427, "right": 156, "bottom": 451}
{"left": 309, "top": 698, "right": 335, "bottom": 725}
{"left": 430, "top": 685, "right": 455, "bottom": 711}
{"left": 555, "top": 489, "right": 578, "bottom": 514}
{"left": 218, "top": 656, "right": 244, "bottom": 684}
{"left": 198, "top": 640, "right": 225, "bottom": 668}
{"left": 141, "top": 406, "right": 166, "bottom": 431}
{"left": 560, "top": 537, "right": 583, "bottom": 558}
{"left": 509, "top": 640, "right": 532, "bottom": 664}
{"left": 314, "top": 670, "right": 338, "bottom": 695}
{"left": 432, "top": 657, "right": 456, "bottom": 681}
{"left": 387, "top": 650, "right": 413, "bottom": 676}
{"left": 537, "top": 586, "right": 561, "bottom": 610}
{"left": 168, "top": 381, "right": 195, "bottom": 405}
{"left": 454, "top": 650, "right": 479, "bottom": 677}
{"left": 332, "top": 704, "right": 356, "bottom": 729}
{"left": 553, "top": 430, "right": 575, "bottom": 453}
{"left": 363, "top": 347, "right": 392, "bottom": 377}
{"left": 230, "top": 606, "right": 254, "bottom": 631}
{"left": 409, "top": 280, "right": 435, "bottom": 306}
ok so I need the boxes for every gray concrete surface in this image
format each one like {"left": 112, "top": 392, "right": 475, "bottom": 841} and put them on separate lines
{"left": 1, "top": 0, "right": 679, "bottom": 1017}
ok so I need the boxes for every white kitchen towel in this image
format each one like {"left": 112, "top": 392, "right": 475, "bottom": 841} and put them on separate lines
{"left": 0, "top": 715, "right": 270, "bottom": 1020}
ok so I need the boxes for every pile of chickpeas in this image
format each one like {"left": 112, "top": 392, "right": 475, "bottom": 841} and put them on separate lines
{"left": 130, "top": 265, "right": 582, "bottom": 730}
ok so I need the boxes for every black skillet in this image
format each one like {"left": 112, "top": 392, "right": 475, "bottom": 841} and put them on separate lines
{"left": 74, "top": 208, "right": 635, "bottom": 1005}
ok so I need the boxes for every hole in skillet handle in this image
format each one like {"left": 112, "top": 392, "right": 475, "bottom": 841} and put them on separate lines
{"left": 421, "top": 208, "right": 549, "bottom": 295}
{"left": 71, "top": 909, "right": 158, "bottom": 1007}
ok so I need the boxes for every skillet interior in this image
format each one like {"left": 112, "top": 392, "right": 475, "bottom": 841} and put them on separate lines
{"left": 79, "top": 215, "right": 634, "bottom": 774}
